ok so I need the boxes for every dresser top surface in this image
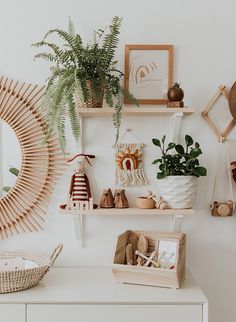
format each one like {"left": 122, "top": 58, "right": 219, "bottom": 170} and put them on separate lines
{"left": 0, "top": 267, "right": 207, "bottom": 304}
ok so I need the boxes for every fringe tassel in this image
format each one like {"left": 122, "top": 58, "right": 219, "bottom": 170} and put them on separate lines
{"left": 116, "top": 168, "right": 147, "bottom": 187}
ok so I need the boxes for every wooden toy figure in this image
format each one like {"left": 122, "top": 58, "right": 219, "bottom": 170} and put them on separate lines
{"left": 60, "top": 153, "right": 97, "bottom": 210}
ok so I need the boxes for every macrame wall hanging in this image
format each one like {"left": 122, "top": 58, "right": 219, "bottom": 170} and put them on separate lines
{"left": 115, "top": 129, "right": 147, "bottom": 187}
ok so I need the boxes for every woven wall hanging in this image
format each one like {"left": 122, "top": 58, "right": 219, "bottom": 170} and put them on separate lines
{"left": 0, "top": 76, "right": 65, "bottom": 239}
{"left": 115, "top": 130, "right": 147, "bottom": 187}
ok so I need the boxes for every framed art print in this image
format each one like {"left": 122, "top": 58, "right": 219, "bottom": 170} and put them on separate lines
{"left": 157, "top": 239, "right": 178, "bottom": 269}
{"left": 124, "top": 44, "right": 174, "bottom": 105}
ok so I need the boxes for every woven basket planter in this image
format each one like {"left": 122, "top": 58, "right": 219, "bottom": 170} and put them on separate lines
{"left": 74, "top": 80, "right": 104, "bottom": 108}
{"left": 0, "top": 244, "right": 63, "bottom": 294}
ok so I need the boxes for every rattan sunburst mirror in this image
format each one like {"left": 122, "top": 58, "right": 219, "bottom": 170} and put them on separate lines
{"left": 0, "top": 76, "right": 65, "bottom": 239}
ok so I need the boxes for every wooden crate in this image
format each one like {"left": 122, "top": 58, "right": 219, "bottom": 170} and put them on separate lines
{"left": 112, "top": 230, "right": 186, "bottom": 289}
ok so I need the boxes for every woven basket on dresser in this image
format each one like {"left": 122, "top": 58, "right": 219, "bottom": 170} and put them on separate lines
{"left": 74, "top": 80, "right": 104, "bottom": 108}
{"left": 0, "top": 244, "right": 63, "bottom": 294}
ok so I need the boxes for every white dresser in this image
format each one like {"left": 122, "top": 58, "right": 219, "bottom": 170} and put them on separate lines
{"left": 0, "top": 267, "right": 208, "bottom": 322}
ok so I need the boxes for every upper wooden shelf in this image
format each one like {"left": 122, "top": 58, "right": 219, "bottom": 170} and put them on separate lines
{"left": 77, "top": 107, "right": 195, "bottom": 116}
{"left": 60, "top": 207, "right": 195, "bottom": 216}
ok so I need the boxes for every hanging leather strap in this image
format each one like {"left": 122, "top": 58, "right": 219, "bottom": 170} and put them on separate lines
{"left": 211, "top": 138, "right": 235, "bottom": 208}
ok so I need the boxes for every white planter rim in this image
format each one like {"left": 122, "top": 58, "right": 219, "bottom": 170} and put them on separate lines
{"left": 158, "top": 175, "right": 198, "bottom": 179}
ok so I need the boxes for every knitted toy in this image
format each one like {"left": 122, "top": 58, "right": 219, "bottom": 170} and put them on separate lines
{"left": 60, "top": 153, "right": 97, "bottom": 209}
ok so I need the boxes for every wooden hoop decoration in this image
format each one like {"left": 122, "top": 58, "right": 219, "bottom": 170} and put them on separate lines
{"left": 228, "top": 82, "right": 236, "bottom": 120}
{"left": 201, "top": 85, "right": 236, "bottom": 141}
{"left": 0, "top": 76, "right": 66, "bottom": 239}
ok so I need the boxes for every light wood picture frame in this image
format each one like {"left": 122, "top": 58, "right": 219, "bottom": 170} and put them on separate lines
{"left": 0, "top": 76, "right": 66, "bottom": 239}
{"left": 157, "top": 238, "right": 178, "bottom": 269}
{"left": 124, "top": 44, "right": 174, "bottom": 105}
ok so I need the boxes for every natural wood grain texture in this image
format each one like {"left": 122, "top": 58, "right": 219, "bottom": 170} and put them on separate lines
{"left": 0, "top": 76, "right": 66, "bottom": 238}
{"left": 113, "top": 230, "right": 186, "bottom": 289}
{"left": 60, "top": 207, "right": 194, "bottom": 216}
{"left": 76, "top": 107, "right": 194, "bottom": 116}
{"left": 124, "top": 44, "right": 174, "bottom": 105}
{"left": 201, "top": 85, "right": 235, "bottom": 141}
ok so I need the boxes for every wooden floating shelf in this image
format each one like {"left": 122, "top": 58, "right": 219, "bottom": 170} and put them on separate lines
{"left": 77, "top": 107, "right": 195, "bottom": 117}
{"left": 60, "top": 207, "right": 195, "bottom": 216}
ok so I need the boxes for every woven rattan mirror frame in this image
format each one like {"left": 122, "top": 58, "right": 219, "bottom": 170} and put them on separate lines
{"left": 0, "top": 76, "right": 65, "bottom": 238}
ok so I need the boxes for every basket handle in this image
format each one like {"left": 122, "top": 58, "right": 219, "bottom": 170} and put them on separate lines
{"left": 49, "top": 244, "right": 63, "bottom": 267}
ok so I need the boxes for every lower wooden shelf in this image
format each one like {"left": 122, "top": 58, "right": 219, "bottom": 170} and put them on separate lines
{"left": 60, "top": 207, "right": 195, "bottom": 216}
{"left": 60, "top": 208, "right": 194, "bottom": 248}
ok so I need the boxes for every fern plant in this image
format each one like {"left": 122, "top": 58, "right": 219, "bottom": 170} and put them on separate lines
{"left": 32, "top": 16, "right": 137, "bottom": 152}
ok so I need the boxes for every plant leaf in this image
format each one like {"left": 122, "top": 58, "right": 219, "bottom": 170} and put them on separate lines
{"left": 152, "top": 138, "right": 161, "bottom": 147}
{"left": 157, "top": 172, "right": 167, "bottom": 179}
{"left": 190, "top": 148, "right": 202, "bottom": 158}
{"left": 3, "top": 186, "right": 11, "bottom": 192}
{"left": 9, "top": 167, "right": 19, "bottom": 176}
{"left": 191, "top": 166, "right": 207, "bottom": 176}
{"left": 166, "top": 142, "right": 175, "bottom": 151}
{"left": 152, "top": 158, "right": 162, "bottom": 164}
{"left": 175, "top": 144, "right": 185, "bottom": 155}
{"left": 185, "top": 135, "right": 193, "bottom": 146}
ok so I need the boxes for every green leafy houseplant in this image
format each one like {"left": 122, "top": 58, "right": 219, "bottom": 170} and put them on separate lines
{"left": 32, "top": 16, "right": 137, "bottom": 152}
{"left": 152, "top": 135, "right": 207, "bottom": 179}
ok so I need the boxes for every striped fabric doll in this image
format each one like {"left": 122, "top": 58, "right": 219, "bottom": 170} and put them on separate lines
{"left": 60, "top": 154, "right": 96, "bottom": 209}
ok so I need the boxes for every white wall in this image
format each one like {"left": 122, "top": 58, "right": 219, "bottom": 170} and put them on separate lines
{"left": 1, "top": 1, "right": 236, "bottom": 321}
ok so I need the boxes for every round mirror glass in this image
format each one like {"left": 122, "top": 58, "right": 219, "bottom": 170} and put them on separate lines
{"left": 0, "top": 120, "right": 21, "bottom": 197}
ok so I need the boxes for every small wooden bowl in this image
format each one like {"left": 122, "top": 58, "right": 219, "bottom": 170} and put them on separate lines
{"left": 136, "top": 197, "right": 156, "bottom": 209}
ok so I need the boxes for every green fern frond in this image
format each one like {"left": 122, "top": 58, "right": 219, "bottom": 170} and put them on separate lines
{"left": 121, "top": 87, "right": 140, "bottom": 106}
{"left": 66, "top": 91, "right": 80, "bottom": 141}
{"left": 34, "top": 52, "right": 58, "bottom": 63}
{"left": 32, "top": 41, "right": 61, "bottom": 55}
{"left": 56, "top": 101, "right": 66, "bottom": 154}
{"left": 43, "top": 28, "right": 83, "bottom": 56}
{"left": 104, "top": 87, "right": 113, "bottom": 107}
{"left": 113, "top": 99, "right": 122, "bottom": 145}
{"left": 102, "top": 16, "right": 122, "bottom": 66}
{"left": 91, "top": 79, "right": 103, "bottom": 100}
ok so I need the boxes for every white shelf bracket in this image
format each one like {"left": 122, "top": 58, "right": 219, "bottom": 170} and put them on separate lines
{"left": 170, "top": 112, "right": 183, "bottom": 143}
{"left": 76, "top": 114, "right": 83, "bottom": 153}
{"left": 72, "top": 115, "right": 84, "bottom": 248}
{"left": 73, "top": 214, "right": 84, "bottom": 248}
{"left": 171, "top": 215, "right": 183, "bottom": 232}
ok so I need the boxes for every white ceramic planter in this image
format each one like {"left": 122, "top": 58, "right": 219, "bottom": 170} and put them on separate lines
{"left": 157, "top": 176, "right": 198, "bottom": 209}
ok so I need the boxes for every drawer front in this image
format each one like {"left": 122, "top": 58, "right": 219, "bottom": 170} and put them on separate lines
{"left": 0, "top": 304, "right": 25, "bottom": 322}
{"left": 27, "top": 304, "right": 202, "bottom": 322}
